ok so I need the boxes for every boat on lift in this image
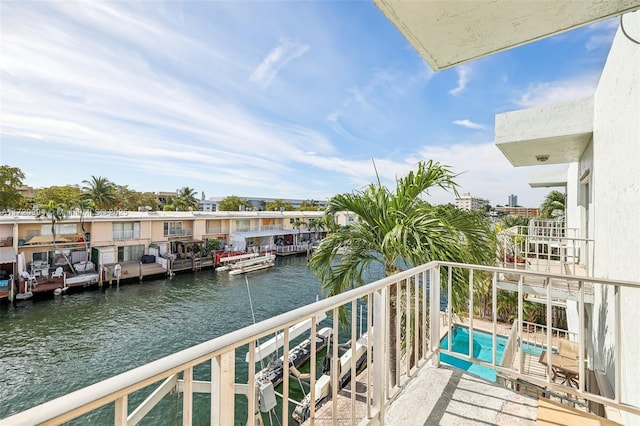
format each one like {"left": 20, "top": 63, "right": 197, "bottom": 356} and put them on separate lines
{"left": 292, "top": 331, "right": 370, "bottom": 424}
{"left": 228, "top": 254, "right": 276, "bottom": 275}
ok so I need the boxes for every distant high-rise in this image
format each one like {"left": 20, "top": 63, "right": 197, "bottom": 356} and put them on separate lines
{"left": 508, "top": 194, "right": 518, "bottom": 207}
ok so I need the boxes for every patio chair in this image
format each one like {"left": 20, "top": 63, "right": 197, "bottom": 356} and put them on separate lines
{"left": 20, "top": 271, "right": 38, "bottom": 289}
{"left": 50, "top": 267, "right": 64, "bottom": 279}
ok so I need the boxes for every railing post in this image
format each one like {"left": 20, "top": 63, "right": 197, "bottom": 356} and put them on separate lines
{"left": 114, "top": 395, "right": 127, "bottom": 426}
{"left": 183, "top": 366, "right": 193, "bottom": 426}
{"left": 615, "top": 284, "right": 621, "bottom": 403}
{"left": 211, "top": 351, "right": 235, "bottom": 426}
{"left": 430, "top": 265, "right": 440, "bottom": 367}
{"left": 546, "top": 277, "right": 553, "bottom": 383}
{"left": 372, "top": 287, "right": 387, "bottom": 423}
{"left": 518, "top": 275, "right": 524, "bottom": 374}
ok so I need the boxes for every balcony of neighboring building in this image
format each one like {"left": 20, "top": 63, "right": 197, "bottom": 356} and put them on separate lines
{"left": 495, "top": 97, "right": 594, "bottom": 167}
{"left": 529, "top": 167, "right": 569, "bottom": 188}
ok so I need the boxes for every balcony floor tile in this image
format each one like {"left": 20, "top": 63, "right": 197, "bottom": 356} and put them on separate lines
{"left": 386, "top": 364, "right": 537, "bottom": 425}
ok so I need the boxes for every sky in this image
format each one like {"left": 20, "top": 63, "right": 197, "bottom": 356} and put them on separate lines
{"left": 0, "top": 1, "right": 619, "bottom": 207}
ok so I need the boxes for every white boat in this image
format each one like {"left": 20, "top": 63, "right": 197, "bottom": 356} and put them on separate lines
{"left": 246, "top": 313, "right": 328, "bottom": 363}
{"left": 64, "top": 272, "right": 100, "bottom": 287}
{"left": 254, "top": 327, "right": 333, "bottom": 388}
{"left": 292, "top": 331, "right": 370, "bottom": 424}
{"left": 15, "top": 291, "right": 33, "bottom": 300}
{"left": 216, "top": 253, "right": 260, "bottom": 272}
{"left": 228, "top": 254, "right": 276, "bottom": 276}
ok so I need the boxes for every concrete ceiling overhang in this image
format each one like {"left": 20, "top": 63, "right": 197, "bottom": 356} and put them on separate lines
{"left": 373, "top": 0, "right": 640, "bottom": 71}
{"left": 495, "top": 97, "right": 594, "bottom": 167}
{"left": 529, "top": 167, "right": 569, "bottom": 188}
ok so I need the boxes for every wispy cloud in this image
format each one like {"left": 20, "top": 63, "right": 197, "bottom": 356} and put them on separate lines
{"left": 514, "top": 73, "right": 599, "bottom": 107}
{"left": 584, "top": 18, "right": 618, "bottom": 51}
{"left": 449, "top": 65, "right": 471, "bottom": 95}
{"left": 249, "top": 39, "right": 310, "bottom": 89}
{"left": 453, "top": 119, "right": 487, "bottom": 130}
{"left": 0, "top": 1, "right": 614, "bottom": 206}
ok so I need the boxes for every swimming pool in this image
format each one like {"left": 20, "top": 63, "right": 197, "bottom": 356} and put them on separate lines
{"left": 439, "top": 325, "right": 507, "bottom": 382}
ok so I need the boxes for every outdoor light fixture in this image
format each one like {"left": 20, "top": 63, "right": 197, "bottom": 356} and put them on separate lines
{"left": 536, "top": 155, "right": 550, "bottom": 162}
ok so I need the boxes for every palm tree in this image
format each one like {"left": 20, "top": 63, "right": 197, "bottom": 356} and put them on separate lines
{"left": 76, "top": 198, "right": 96, "bottom": 261}
{"left": 174, "top": 187, "right": 199, "bottom": 211}
{"left": 309, "top": 160, "right": 496, "bottom": 385}
{"left": 37, "top": 200, "right": 76, "bottom": 274}
{"left": 292, "top": 219, "right": 307, "bottom": 245}
{"left": 540, "top": 190, "right": 566, "bottom": 219}
{"left": 307, "top": 218, "right": 324, "bottom": 242}
{"left": 82, "top": 176, "right": 116, "bottom": 210}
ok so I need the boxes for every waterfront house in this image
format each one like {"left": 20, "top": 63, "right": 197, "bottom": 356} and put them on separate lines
{"left": 0, "top": 210, "right": 325, "bottom": 300}
{"left": 2, "top": 2, "right": 640, "bottom": 425}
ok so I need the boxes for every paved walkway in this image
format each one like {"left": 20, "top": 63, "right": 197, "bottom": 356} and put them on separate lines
{"left": 385, "top": 364, "right": 538, "bottom": 425}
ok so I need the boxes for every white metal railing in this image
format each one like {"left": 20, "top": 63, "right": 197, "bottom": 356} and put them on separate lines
{"left": 276, "top": 244, "right": 310, "bottom": 254}
{"left": 164, "top": 229, "right": 193, "bottom": 237}
{"left": 521, "top": 320, "right": 578, "bottom": 349}
{"left": 2, "top": 262, "right": 640, "bottom": 425}
{"left": 112, "top": 230, "right": 141, "bottom": 240}
{"left": 499, "top": 226, "right": 594, "bottom": 277}
{"left": 206, "top": 227, "right": 229, "bottom": 234}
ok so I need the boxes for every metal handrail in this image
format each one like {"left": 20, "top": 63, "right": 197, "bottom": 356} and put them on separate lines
{"left": 3, "top": 261, "right": 640, "bottom": 425}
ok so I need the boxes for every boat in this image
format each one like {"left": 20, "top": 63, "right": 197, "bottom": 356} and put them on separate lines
{"left": 255, "top": 327, "right": 333, "bottom": 388}
{"left": 228, "top": 254, "right": 276, "bottom": 276}
{"left": 15, "top": 291, "right": 33, "bottom": 300}
{"left": 292, "top": 331, "right": 370, "bottom": 424}
{"left": 245, "top": 313, "right": 328, "bottom": 363}
{"left": 215, "top": 252, "right": 260, "bottom": 272}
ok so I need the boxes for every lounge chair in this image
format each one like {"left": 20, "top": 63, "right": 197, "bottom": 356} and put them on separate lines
{"left": 50, "top": 267, "right": 64, "bottom": 279}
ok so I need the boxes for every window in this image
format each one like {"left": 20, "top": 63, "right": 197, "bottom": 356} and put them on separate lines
{"left": 113, "top": 222, "right": 140, "bottom": 240}
{"left": 41, "top": 224, "right": 77, "bottom": 235}
{"left": 236, "top": 219, "right": 250, "bottom": 232}
{"left": 163, "top": 221, "right": 184, "bottom": 236}
{"left": 117, "top": 245, "right": 144, "bottom": 262}
{"left": 32, "top": 251, "right": 50, "bottom": 264}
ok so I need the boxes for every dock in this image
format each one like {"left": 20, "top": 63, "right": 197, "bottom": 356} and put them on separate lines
{"left": 276, "top": 244, "right": 310, "bottom": 257}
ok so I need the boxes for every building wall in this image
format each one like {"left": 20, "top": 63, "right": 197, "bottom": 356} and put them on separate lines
{"left": 590, "top": 13, "right": 640, "bottom": 422}
{"left": 90, "top": 222, "right": 114, "bottom": 245}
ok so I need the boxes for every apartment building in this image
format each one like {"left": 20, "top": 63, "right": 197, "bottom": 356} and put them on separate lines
{"left": 454, "top": 192, "right": 490, "bottom": 211}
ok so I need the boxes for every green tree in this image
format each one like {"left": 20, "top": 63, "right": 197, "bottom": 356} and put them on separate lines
{"left": 540, "top": 190, "right": 566, "bottom": 219}
{"left": 500, "top": 215, "right": 530, "bottom": 229}
{"left": 266, "top": 199, "right": 294, "bottom": 211}
{"left": 174, "top": 187, "right": 199, "bottom": 211}
{"left": 299, "top": 199, "right": 321, "bottom": 211}
{"left": 33, "top": 185, "right": 83, "bottom": 207}
{"left": 113, "top": 186, "right": 158, "bottom": 211}
{"left": 309, "top": 160, "right": 496, "bottom": 385}
{"left": 292, "top": 218, "right": 307, "bottom": 244}
{"left": 307, "top": 218, "right": 324, "bottom": 242}
{"left": 82, "top": 176, "right": 116, "bottom": 210}
{"left": 0, "top": 165, "right": 25, "bottom": 209}
{"left": 75, "top": 198, "right": 96, "bottom": 258}
{"left": 36, "top": 200, "right": 75, "bottom": 274}
{"left": 218, "top": 195, "right": 250, "bottom": 211}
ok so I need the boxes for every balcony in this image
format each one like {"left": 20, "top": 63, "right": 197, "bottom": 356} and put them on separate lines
{"left": 205, "top": 227, "right": 229, "bottom": 235}
{"left": 112, "top": 230, "right": 141, "bottom": 240}
{"left": 164, "top": 229, "right": 193, "bottom": 237}
{"left": 2, "top": 261, "right": 638, "bottom": 425}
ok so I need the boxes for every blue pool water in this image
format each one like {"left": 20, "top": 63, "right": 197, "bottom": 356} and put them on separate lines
{"left": 439, "top": 326, "right": 507, "bottom": 382}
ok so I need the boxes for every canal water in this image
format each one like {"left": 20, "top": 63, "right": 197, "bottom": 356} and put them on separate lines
{"left": 0, "top": 256, "right": 383, "bottom": 424}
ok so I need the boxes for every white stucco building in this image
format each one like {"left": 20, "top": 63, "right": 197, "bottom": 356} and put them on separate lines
{"left": 454, "top": 192, "right": 490, "bottom": 211}
{"left": 495, "top": 11, "right": 640, "bottom": 424}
